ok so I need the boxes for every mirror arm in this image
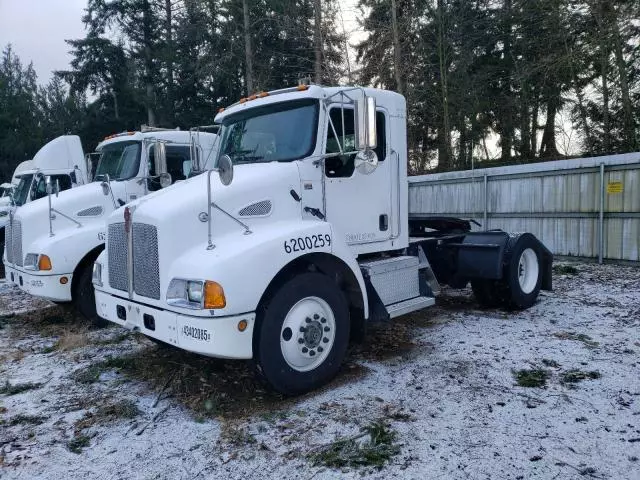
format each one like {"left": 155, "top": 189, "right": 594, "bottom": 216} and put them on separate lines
{"left": 326, "top": 116, "right": 344, "bottom": 155}
{"left": 206, "top": 169, "right": 215, "bottom": 250}
{"left": 211, "top": 202, "right": 252, "bottom": 235}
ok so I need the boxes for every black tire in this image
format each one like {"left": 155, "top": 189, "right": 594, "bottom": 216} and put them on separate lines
{"left": 254, "top": 272, "right": 350, "bottom": 396}
{"left": 501, "top": 235, "right": 543, "bottom": 310}
{"left": 471, "top": 280, "right": 502, "bottom": 308}
{"left": 73, "top": 263, "right": 108, "bottom": 327}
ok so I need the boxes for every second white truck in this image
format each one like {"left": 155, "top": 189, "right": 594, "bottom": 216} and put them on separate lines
{"left": 5, "top": 129, "right": 218, "bottom": 321}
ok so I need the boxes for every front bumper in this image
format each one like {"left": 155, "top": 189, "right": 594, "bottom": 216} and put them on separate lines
{"left": 5, "top": 265, "right": 73, "bottom": 301}
{"left": 94, "top": 289, "right": 255, "bottom": 359}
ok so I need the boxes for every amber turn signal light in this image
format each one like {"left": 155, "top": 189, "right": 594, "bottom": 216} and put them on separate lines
{"left": 203, "top": 281, "right": 226, "bottom": 309}
{"left": 38, "top": 255, "right": 52, "bottom": 271}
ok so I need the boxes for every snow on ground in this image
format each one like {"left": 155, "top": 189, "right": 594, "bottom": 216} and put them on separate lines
{"left": 0, "top": 262, "right": 639, "bottom": 480}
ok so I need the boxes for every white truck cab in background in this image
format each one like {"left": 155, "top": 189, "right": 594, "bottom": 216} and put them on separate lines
{"left": 93, "top": 85, "right": 552, "bottom": 395}
{"left": 4, "top": 129, "right": 218, "bottom": 322}
{"left": 1, "top": 137, "right": 88, "bottom": 276}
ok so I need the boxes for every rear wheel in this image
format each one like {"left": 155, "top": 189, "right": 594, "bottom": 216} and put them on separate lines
{"left": 73, "top": 263, "right": 108, "bottom": 327}
{"left": 501, "top": 236, "right": 542, "bottom": 310}
{"left": 254, "top": 272, "right": 350, "bottom": 396}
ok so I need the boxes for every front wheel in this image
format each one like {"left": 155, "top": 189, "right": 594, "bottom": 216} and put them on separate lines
{"left": 254, "top": 272, "right": 350, "bottom": 396}
{"left": 73, "top": 263, "right": 108, "bottom": 328}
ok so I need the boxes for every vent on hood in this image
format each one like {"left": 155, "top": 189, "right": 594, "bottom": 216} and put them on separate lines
{"left": 238, "top": 200, "right": 272, "bottom": 217}
{"left": 77, "top": 206, "right": 104, "bottom": 217}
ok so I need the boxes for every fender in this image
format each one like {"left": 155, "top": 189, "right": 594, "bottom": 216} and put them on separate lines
{"left": 25, "top": 222, "right": 105, "bottom": 275}
{"left": 163, "top": 220, "right": 368, "bottom": 318}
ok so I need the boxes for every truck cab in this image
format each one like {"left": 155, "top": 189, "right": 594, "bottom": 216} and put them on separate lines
{"left": 4, "top": 129, "right": 218, "bottom": 322}
{"left": 93, "top": 85, "right": 552, "bottom": 395}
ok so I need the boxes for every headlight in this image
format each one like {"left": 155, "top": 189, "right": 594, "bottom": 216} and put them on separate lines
{"left": 24, "top": 254, "right": 52, "bottom": 271}
{"left": 167, "top": 278, "right": 225, "bottom": 310}
{"left": 92, "top": 262, "right": 102, "bottom": 287}
{"left": 0, "top": 211, "right": 8, "bottom": 217}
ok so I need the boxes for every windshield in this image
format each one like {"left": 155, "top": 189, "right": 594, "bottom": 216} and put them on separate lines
{"left": 94, "top": 140, "right": 141, "bottom": 181}
{"left": 31, "top": 174, "right": 73, "bottom": 201}
{"left": 219, "top": 99, "right": 319, "bottom": 164}
{"left": 13, "top": 174, "right": 34, "bottom": 206}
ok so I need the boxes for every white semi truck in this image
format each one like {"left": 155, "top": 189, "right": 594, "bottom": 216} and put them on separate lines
{"left": 1, "top": 137, "right": 88, "bottom": 276}
{"left": 93, "top": 85, "right": 552, "bottom": 395}
{"left": 4, "top": 129, "right": 218, "bottom": 322}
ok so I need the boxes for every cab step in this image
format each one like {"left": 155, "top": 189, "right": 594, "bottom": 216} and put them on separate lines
{"left": 386, "top": 296, "right": 435, "bottom": 318}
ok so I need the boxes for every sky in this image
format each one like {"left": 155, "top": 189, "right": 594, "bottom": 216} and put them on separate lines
{"left": 0, "top": 0, "right": 88, "bottom": 84}
{"left": 0, "top": 0, "right": 364, "bottom": 86}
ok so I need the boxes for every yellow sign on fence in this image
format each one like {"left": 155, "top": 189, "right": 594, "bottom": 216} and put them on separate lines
{"left": 607, "top": 181, "right": 624, "bottom": 194}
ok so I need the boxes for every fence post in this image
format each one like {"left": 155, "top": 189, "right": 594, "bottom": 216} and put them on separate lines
{"left": 599, "top": 162, "right": 605, "bottom": 264}
{"left": 483, "top": 173, "right": 488, "bottom": 230}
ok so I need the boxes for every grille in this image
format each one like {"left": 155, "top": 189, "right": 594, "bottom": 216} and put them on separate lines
{"left": 108, "top": 223, "right": 128, "bottom": 291}
{"left": 12, "top": 220, "right": 23, "bottom": 267}
{"left": 239, "top": 200, "right": 272, "bottom": 217}
{"left": 77, "top": 206, "right": 103, "bottom": 217}
{"left": 133, "top": 223, "right": 160, "bottom": 300}
{"left": 5, "top": 221, "right": 12, "bottom": 264}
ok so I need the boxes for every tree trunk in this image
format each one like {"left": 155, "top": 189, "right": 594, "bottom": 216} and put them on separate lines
{"left": 500, "top": 0, "right": 513, "bottom": 162}
{"left": 539, "top": 92, "right": 560, "bottom": 159}
{"left": 520, "top": 83, "right": 531, "bottom": 161}
{"left": 142, "top": 0, "right": 156, "bottom": 126}
{"left": 242, "top": 0, "right": 254, "bottom": 93}
{"left": 530, "top": 88, "right": 539, "bottom": 156}
{"left": 313, "top": 0, "right": 322, "bottom": 84}
{"left": 390, "top": 0, "right": 404, "bottom": 95}
{"left": 611, "top": 15, "right": 635, "bottom": 150}
{"left": 436, "top": 0, "right": 451, "bottom": 170}
{"left": 111, "top": 90, "right": 119, "bottom": 120}
{"left": 165, "top": 0, "right": 174, "bottom": 124}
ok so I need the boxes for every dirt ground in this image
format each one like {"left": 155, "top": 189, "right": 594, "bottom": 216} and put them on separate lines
{"left": 1, "top": 261, "right": 639, "bottom": 479}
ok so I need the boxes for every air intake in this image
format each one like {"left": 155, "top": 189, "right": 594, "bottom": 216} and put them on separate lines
{"left": 238, "top": 200, "right": 272, "bottom": 217}
{"left": 77, "top": 206, "right": 104, "bottom": 217}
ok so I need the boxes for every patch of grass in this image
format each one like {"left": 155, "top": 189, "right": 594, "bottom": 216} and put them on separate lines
{"left": 95, "top": 333, "right": 130, "bottom": 346}
{"left": 542, "top": 359, "right": 560, "bottom": 368}
{"left": 0, "top": 380, "right": 42, "bottom": 395}
{"left": 221, "top": 425, "right": 257, "bottom": 447}
{"left": 308, "top": 420, "right": 400, "bottom": 469}
{"left": 513, "top": 368, "right": 549, "bottom": 388}
{"left": 41, "top": 331, "right": 90, "bottom": 353}
{"left": 560, "top": 369, "right": 601, "bottom": 386}
{"left": 553, "top": 331, "right": 599, "bottom": 348}
{"left": 72, "top": 351, "right": 287, "bottom": 419}
{"left": 553, "top": 264, "right": 579, "bottom": 275}
{"left": 67, "top": 434, "right": 91, "bottom": 454}
{"left": 75, "top": 399, "right": 141, "bottom": 431}
{"left": 6, "top": 414, "right": 47, "bottom": 426}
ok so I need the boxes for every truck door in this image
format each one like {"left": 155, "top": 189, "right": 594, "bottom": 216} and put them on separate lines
{"left": 322, "top": 105, "right": 393, "bottom": 249}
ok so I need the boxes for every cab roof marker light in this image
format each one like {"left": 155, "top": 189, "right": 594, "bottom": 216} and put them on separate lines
{"left": 223, "top": 85, "right": 313, "bottom": 110}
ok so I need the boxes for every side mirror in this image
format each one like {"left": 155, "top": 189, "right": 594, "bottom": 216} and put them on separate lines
{"left": 154, "top": 140, "right": 168, "bottom": 177}
{"left": 101, "top": 181, "right": 110, "bottom": 196}
{"left": 45, "top": 176, "right": 53, "bottom": 195}
{"left": 355, "top": 150, "right": 379, "bottom": 175}
{"left": 159, "top": 172, "right": 172, "bottom": 189}
{"left": 55, "top": 179, "right": 60, "bottom": 197}
{"left": 182, "top": 160, "right": 191, "bottom": 178}
{"left": 218, "top": 154, "right": 234, "bottom": 186}
{"left": 355, "top": 95, "right": 377, "bottom": 151}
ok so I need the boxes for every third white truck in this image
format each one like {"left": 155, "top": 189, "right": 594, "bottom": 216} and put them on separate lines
{"left": 93, "top": 85, "right": 553, "bottom": 395}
